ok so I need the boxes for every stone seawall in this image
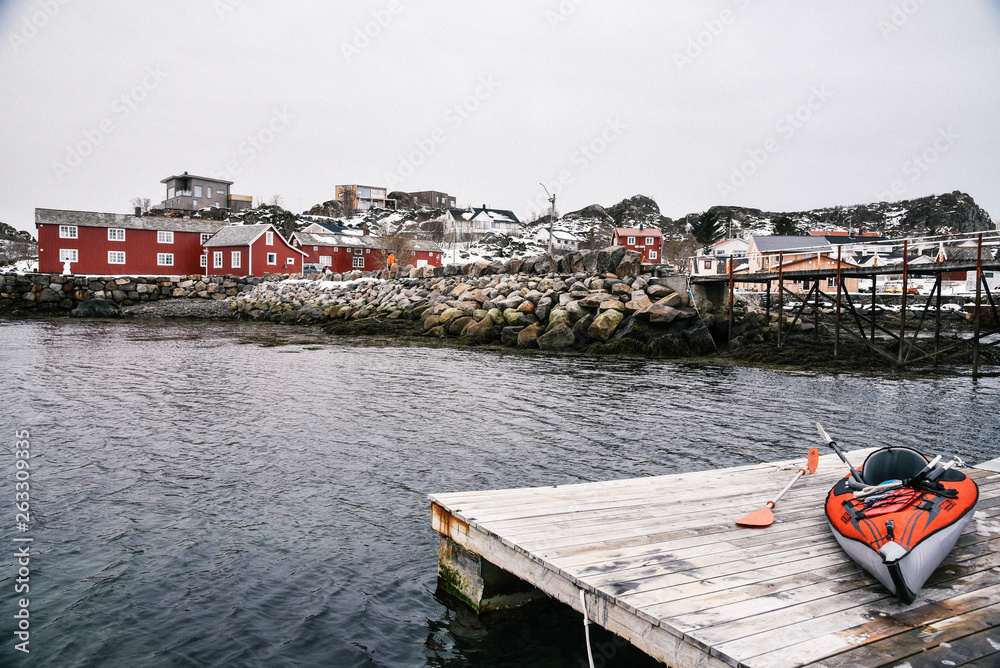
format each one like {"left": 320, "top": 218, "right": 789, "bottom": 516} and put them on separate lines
{"left": 0, "top": 272, "right": 263, "bottom": 312}
{"left": 231, "top": 270, "right": 739, "bottom": 356}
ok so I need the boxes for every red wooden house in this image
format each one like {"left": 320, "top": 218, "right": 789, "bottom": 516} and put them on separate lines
{"left": 292, "top": 232, "right": 444, "bottom": 273}
{"left": 203, "top": 224, "right": 306, "bottom": 277}
{"left": 612, "top": 226, "right": 663, "bottom": 264}
{"left": 36, "top": 208, "right": 225, "bottom": 275}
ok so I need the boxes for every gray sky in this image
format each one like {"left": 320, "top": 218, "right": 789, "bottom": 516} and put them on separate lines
{"left": 2, "top": 0, "right": 999, "bottom": 235}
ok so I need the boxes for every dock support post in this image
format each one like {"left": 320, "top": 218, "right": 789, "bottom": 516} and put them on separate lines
{"left": 898, "top": 240, "right": 909, "bottom": 366}
{"left": 973, "top": 234, "right": 983, "bottom": 379}
{"left": 834, "top": 247, "right": 842, "bottom": 357}
{"left": 934, "top": 275, "right": 943, "bottom": 368}
{"left": 777, "top": 252, "right": 784, "bottom": 348}
{"left": 871, "top": 275, "right": 877, "bottom": 342}
{"left": 432, "top": 504, "right": 544, "bottom": 612}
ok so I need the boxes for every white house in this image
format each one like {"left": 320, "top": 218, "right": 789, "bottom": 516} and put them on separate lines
{"left": 532, "top": 228, "right": 585, "bottom": 252}
{"left": 690, "top": 237, "right": 750, "bottom": 276}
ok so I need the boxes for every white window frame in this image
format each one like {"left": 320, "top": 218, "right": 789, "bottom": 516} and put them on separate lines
{"left": 646, "top": 236, "right": 655, "bottom": 245}
{"left": 206, "top": 187, "right": 212, "bottom": 198}
{"left": 157, "top": 230, "right": 174, "bottom": 244}
{"left": 59, "top": 225, "right": 78, "bottom": 239}
{"left": 200, "top": 254, "right": 207, "bottom": 268}
{"left": 108, "top": 251, "right": 126, "bottom": 265}
{"left": 108, "top": 228, "right": 126, "bottom": 241}
{"left": 626, "top": 236, "right": 636, "bottom": 245}
{"left": 354, "top": 248, "right": 363, "bottom": 255}
{"left": 266, "top": 231, "right": 274, "bottom": 246}
{"left": 352, "top": 256, "right": 364, "bottom": 268}
{"left": 231, "top": 251, "right": 241, "bottom": 268}
{"left": 213, "top": 251, "right": 223, "bottom": 269}
{"left": 59, "top": 248, "right": 78, "bottom": 262}
{"left": 157, "top": 253, "right": 174, "bottom": 266}
{"left": 194, "top": 185, "right": 203, "bottom": 197}
{"left": 201, "top": 233, "right": 212, "bottom": 244}
{"left": 319, "top": 255, "right": 332, "bottom": 266}
{"left": 649, "top": 250, "right": 658, "bottom": 261}
{"left": 267, "top": 253, "right": 277, "bottom": 265}
{"left": 286, "top": 257, "right": 295, "bottom": 265}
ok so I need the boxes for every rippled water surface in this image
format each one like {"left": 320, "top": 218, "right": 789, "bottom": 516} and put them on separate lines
{"left": 1, "top": 318, "right": 998, "bottom": 667}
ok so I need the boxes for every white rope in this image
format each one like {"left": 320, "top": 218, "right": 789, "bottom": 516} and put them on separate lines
{"left": 580, "top": 590, "right": 595, "bottom": 668}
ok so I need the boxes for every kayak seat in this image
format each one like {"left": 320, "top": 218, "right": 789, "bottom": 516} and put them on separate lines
{"left": 862, "top": 447, "right": 928, "bottom": 486}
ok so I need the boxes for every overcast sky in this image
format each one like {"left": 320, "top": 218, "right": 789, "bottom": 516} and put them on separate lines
{"left": 2, "top": 0, "right": 999, "bottom": 234}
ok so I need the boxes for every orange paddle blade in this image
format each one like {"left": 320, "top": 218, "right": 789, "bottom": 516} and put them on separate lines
{"left": 807, "top": 447, "right": 819, "bottom": 474}
{"left": 736, "top": 506, "right": 774, "bottom": 528}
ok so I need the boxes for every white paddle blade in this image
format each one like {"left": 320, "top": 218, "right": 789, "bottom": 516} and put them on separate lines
{"left": 815, "top": 422, "right": 832, "bottom": 443}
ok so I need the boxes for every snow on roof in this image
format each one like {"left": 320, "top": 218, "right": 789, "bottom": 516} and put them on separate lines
{"left": 615, "top": 226, "right": 663, "bottom": 237}
{"left": 751, "top": 235, "right": 832, "bottom": 253}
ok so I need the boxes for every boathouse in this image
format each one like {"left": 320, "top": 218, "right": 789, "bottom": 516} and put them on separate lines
{"left": 35, "top": 208, "right": 225, "bottom": 275}
{"left": 203, "top": 224, "right": 306, "bottom": 277}
{"left": 291, "top": 231, "right": 445, "bottom": 273}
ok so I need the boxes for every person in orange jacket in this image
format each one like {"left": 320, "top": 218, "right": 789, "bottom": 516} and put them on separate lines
{"left": 387, "top": 253, "right": 396, "bottom": 268}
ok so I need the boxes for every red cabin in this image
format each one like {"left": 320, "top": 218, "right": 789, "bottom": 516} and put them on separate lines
{"left": 36, "top": 208, "right": 225, "bottom": 275}
{"left": 203, "top": 224, "right": 306, "bottom": 277}
{"left": 612, "top": 226, "right": 663, "bottom": 265}
{"left": 292, "top": 232, "right": 444, "bottom": 273}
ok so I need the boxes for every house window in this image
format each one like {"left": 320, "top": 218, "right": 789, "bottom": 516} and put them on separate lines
{"left": 108, "top": 228, "right": 125, "bottom": 241}
{"left": 206, "top": 187, "right": 212, "bottom": 198}
{"left": 827, "top": 278, "right": 836, "bottom": 287}
{"left": 646, "top": 237, "right": 655, "bottom": 245}
{"left": 313, "top": 246, "right": 319, "bottom": 251}
{"left": 649, "top": 250, "right": 658, "bottom": 261}
{"left": 355, "top": 248, "right": 363, "bottom": 255}
{"left": 108, "top": 251, "right": 126, "bottom": 265}
{"left": 158, "top": 231, "right": 174, "bottom": 244}
{"left": 157, "top": 253, "right": 174, "bottom": 266}
{"left": 201, "top": 233, "right": 212, "bottom": 244}
{"left": 231, "top": 251, "right": 241, "bottom": 268}
{"left": 267, "top": 253, "right": 277, "bottom": 265}
{"left": 704, "top": 260, "right": 712, "bottom": 270}
{"left": 319, "top": 255, "right": 332, "bottom": 266}
{"left": 353, "top": 256, "right": 364, "bottom": 268}
{"left": 286, "top": 257, "right": 295, "bottom": 265}
{"left": 214, "top": 251, "right": 223, "bottom": 268}
{"left": 59, "top": 249, "right": 78, "bottom": 262}
{"left": 266, "top": 231, "right": 274, "bottom": 246}
{"left": 59, "top": 225, "right": 77, "bottom": 239}
{"left": 200, "top": 255, "right": 207, "bottom": 268}
{"left": 195, "top": 186, "right": 203, "bottom": 197}
{"left": 366, "top": 249, "right": 370, "bottom": 254}
{"left": 334, "top": 247, "right": 339, "bottom": 252}
{"left": 192, "top": 200, "right": 197, "bottom": 208}
{"left": 626, "top": 236, "right": 635, "bottom": 245}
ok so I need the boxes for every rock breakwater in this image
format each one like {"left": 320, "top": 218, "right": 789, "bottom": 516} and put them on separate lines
{"left": 232, "top": 269, "right": 738, "bottom": 357}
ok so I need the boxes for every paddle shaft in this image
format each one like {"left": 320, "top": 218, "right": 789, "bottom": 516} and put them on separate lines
{"left": 768, "top": 468, "right": 806, "bottom": 507}
{"left": 816, "top": 423, "right": 865, "bottom": 488}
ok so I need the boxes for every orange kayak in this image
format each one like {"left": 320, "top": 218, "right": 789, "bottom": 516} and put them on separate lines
{"left": 825, "top": 446, "right": 978, "bottom": 604}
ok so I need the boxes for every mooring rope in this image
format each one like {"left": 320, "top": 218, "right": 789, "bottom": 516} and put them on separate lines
{"left": 580, "top": 590, "right": 595, "bottom": 668}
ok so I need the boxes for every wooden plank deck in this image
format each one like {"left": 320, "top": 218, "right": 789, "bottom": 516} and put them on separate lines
{"left": 430, "top": 451, "right": 1000, "bottom": 668}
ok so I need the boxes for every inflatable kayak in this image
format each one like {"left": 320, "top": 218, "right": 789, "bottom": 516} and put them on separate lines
{"left": 824, "top": 445, "right": 978, "bottom": 604}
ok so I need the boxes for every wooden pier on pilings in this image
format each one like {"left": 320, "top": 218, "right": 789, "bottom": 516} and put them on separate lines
{"left": 430, "top": 451, "right": 1000, "bottom": 668}
{"left": 691, "top": 231, "right": 1000, "bottom": 376}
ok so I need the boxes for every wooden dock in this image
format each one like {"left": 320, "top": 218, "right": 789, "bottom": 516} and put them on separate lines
{"left": 430, "top": 450, "right": 1000, "bottom": 667}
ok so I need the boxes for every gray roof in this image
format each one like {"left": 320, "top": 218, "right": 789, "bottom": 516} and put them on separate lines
{"left": 160, "top": 173, "right": 233, "bottom": 185}
{"left": 35, "top": 208, "right": 226, "bottom": 234}
{"left": 751, "top": 235, "right": 833, "bottom": 253}
{"left": 204, "top": 224, "right": 276, "bottom": 247}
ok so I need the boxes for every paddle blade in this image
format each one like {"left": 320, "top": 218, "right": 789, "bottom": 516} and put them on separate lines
{"left": 816, "top": 422, "right": 832, "bottom": 443}
{"left": 736, "top": 506, "right": 774, "bottom": 528}
{"left": 807, "top": 447, "right": 819, "bottom": 474}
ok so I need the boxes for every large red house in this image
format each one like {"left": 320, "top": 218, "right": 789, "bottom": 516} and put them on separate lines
{"left": 203, "top": 224, "right": 307, "bottom": 277}
{"left": 36, "top": 208, "right": 225, "bottom": 275}
{"left": 292, "top": 232, "right": 444, "bottom": 273}
{"left": 612, "top": 226, "right": 663, "bottom": 265}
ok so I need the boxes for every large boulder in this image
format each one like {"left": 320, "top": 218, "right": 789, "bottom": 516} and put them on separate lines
{"left": 69, "top": 299, "right": 123, "bottom": 318}
{"left": 517, "top": 323, "right": 545, "bottom": 348}
{"left": 588, "top": 309, "right": 624, "bottom": 342}
{"left": 537, "top": 323, "right": 576, "bottom": 351}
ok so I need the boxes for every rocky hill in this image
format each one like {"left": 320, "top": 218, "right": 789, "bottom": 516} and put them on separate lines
{"left": 0, "top": 223, "right": 37, "bottom": 269}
